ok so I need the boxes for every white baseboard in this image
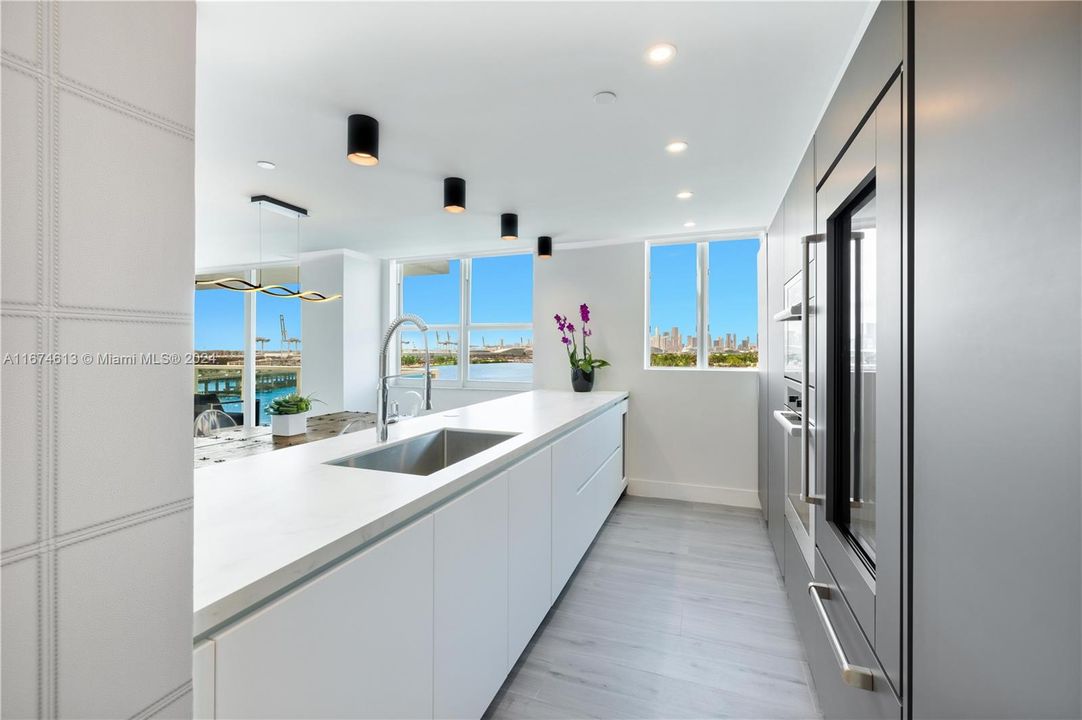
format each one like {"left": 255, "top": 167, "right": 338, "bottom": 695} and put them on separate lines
{"left": 626, "top": 477, "right": 761, "bottom": 510}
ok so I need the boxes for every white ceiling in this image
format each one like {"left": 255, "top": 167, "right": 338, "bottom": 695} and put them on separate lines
{"left": 195, "top": 1, "right": 873, "bottom": 269}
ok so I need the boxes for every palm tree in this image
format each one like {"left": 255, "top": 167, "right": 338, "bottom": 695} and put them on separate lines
{"left": 256, "top": 336, "right": 270, "bottom": 352}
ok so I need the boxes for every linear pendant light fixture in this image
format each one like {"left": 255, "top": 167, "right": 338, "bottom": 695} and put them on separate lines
{"left": 347, "top": 114, "right": 379, "bottom": 166}
{"left": 194, "top": 196, "right": 342, "bottom": 302}
{"left": 501, "top": 213, "right": 518, "bottom": 240}
{"left": 537, "top": 236, "right": 553, "bottom": 259}
{"left": 443, "top": 177, "right": 466, "bottom": 213}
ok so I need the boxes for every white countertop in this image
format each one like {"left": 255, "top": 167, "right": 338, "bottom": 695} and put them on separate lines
{"left": 193, "top": 389, "right": 628, "bottom": 637}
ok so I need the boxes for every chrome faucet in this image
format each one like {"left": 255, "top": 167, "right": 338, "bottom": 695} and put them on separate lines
{"left": 377, "top": 314, "right": 433, "bottom": 442}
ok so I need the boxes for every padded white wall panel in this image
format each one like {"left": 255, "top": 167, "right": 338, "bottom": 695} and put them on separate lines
{"left": 1, "top": 2, "right": 196, "bottom": 717}
{"left": 0, "top": 65, "right": 44, "bottom": 305}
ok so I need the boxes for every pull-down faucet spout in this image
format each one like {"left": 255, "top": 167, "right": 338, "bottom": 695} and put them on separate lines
{"left": 377, "top": 314, "right": 433, "bottom": 442}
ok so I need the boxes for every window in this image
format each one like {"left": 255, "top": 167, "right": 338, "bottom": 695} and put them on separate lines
{"left": 255, "top": 283, "right": 302, "bottom": 426}
{"left": 193, "top": 271, "right": 303, "bottom": 427}
{"left": 396, "top": 253, "right": 533, "bottom": 386}
{"left": 194, "top": 287, "right": 245, "bottom": 416}
{"left": 647, "top": 237, "right": 760, "bottom": 369}
{"left": 400, "top": 259, "right": 461, "bottom": 382}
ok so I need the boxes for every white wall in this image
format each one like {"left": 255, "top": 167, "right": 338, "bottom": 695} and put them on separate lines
{"left": 534, "top": 243, "right": 760, "bottom": 508}
{"left": 1, "top": 2, "right": 196, "bottom": 717}
{"left": 302, "top": 250, "right": 381, "bottom": 413}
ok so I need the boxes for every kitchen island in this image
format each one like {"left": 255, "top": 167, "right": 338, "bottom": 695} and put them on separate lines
{"left": 193, "top": 390, "right": 629, "bottom": 719}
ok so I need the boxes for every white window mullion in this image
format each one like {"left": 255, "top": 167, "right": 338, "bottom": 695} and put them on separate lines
{"left": 394, "top": 261, "right": 404, "bottom": 375}
{"left": 697, "top": 241, "right": 710, "bottom": 369}
{"left": 643, "top": 242, "right": 653, "bottom": 368}
{"left": 242, "top": 268, "right": 257, "bottom": 426}
{"left": 460, "top": 259, "right": 470, "bottom": 387}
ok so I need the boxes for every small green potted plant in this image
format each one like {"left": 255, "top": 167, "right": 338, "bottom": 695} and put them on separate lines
{"left": 554, "top": 303, "right": 610, "bottom": 392}
{"left": 268, "top": 392, "right": 322, "bottom": 437}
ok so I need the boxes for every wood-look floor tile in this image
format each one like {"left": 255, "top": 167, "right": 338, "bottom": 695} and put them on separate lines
{"left": 484, "top": 496, "right": 821, "bottom": 720}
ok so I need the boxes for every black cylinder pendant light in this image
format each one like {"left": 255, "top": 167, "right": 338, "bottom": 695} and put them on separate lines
{"left": 347, "top": 114, "right": 379, "bottom": 166}
{"left": 537, "top": 236, "right": 553, "bottom": 259}
{"left": 443, "top": 177, "right": 466, "bottom": 213}
{"left": 501, "top": 213, "right": 518, "bottom": 241}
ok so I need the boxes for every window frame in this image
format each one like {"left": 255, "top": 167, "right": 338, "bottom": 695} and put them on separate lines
{"left": 392, "top": 250, "right": 534, "bottom": 391}
{"left": 644, "top": 232, "right": 764, "bottom": 372}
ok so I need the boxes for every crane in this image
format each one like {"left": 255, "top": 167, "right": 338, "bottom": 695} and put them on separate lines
{"left": 279, "top": 314, "right": 288, "bottom": 352}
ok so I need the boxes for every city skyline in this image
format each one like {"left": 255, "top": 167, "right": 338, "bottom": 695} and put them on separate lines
{"left": 649, "top": 238, "right": 759, "bottom": 344}
{"left": 649, "top": 325, "right": 758, "bottom": 354}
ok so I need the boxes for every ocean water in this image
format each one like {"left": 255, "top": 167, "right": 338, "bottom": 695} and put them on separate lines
{"left": 405, "top": 362, "right": 533, "bottom": 383}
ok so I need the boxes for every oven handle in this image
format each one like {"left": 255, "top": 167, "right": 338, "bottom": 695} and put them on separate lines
{"left": 800, "top": 233, "right": 825, "bottom": 505}
{"left": 808, "top": 583, "right": 876, "bottom": 691}
{"left": 772, "top": 410, "right": 802, "bottom": 437}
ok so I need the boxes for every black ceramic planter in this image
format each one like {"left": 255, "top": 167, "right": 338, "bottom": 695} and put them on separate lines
{"left": 571, "top": 367, "right": 595, "bottom": 392}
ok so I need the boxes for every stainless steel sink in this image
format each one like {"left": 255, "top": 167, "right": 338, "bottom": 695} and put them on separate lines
{"left": 326, "top": 428, "right": 519, "bottom": 476}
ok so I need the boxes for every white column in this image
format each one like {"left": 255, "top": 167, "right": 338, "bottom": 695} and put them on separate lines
{"left": 243, "top": 268, "right": 257, "bottom": 426}
{"left": 301, "top": 250, "right": 381, "bottom": 413}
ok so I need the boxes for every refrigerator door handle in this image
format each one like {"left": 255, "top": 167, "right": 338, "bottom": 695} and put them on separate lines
{"left": 800, "top": 234, "right": 825, "bottom": 505}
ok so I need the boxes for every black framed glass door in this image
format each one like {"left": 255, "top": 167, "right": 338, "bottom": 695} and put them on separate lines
{"left": 833, "top": 185, "right": 878, "bottom": 569}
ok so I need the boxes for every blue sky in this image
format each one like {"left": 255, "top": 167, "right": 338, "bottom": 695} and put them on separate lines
{"left": 194, "top": 242, "right": 758, "bottom": 351}
{"left": 650, "top": 238, "right": 759, "bottom": 342}
{"left": 401, "top": 255, "right": 533, "bottom": 347}
{"left": 194, "top": 285, "right": 302, "bottom": 351}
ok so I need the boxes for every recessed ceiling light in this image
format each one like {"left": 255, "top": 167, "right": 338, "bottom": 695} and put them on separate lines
{"left": 593, "top": 91, "right": 618, "bottom": 105}
{"left": 256, "top": 160, "right": 276, "bottom": 170}
{"left": 676, "top": 190, "right": 693, "bottom": 199}
{"left": 645, "top": 43, "right": 677, "bottom": 65}
{"left": 684, "top": 221, "right": 696, "bottom": 228}
{"left": 665, "top": 140, "right": 689, "bottom": 154}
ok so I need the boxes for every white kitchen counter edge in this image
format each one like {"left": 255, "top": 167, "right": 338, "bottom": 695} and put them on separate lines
{"left": 193, "top": 389, "right": 628, "bottom": 638}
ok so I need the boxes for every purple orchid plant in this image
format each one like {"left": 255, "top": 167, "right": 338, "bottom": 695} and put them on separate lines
{"left": 554, "top": 303, "right": 611, "bottom": 373}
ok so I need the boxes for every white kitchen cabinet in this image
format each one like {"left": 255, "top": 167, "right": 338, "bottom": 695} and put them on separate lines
{"left": 507, "top": 447, "right": 552, "bottom": 666}
{"left": 590, "top": 448, "right": 624, "bottom": 534}
{"left": 212, "top": 516, "right": 435, "bottom": 720}
{"left": 551, "top": 407, "right": 624, "bottom": 598}
{"left": 192, "top": 640, "right": 214, "bottom": 720}
{"left": 434, "top": 473, "right": 510, "bottom": 720}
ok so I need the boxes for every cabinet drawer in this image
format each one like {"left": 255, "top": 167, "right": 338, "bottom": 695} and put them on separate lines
{"left": 552, "top": 446, "right": 622, "bottom": 599}
{"left": 551, "top": 407, "right": 622, "bottom": 496}
{"left": 785, "top": 523, "right": 899, "bottom": 719}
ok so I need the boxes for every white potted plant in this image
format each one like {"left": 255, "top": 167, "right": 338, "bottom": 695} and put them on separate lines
{"left": 268, "top": 393, "right": 320, "bottom": 437}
